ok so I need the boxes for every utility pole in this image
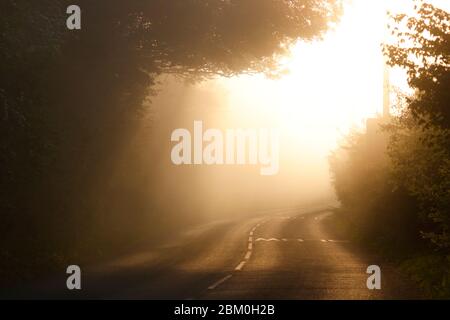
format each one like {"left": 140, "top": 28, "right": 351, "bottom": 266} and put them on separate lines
{"left": 383, "top": 64, "right": 390, "bottom": 119}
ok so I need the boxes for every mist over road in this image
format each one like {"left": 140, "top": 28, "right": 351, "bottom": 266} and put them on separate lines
{"left": 12, "top": 207, "right": 423, "bottom": 300}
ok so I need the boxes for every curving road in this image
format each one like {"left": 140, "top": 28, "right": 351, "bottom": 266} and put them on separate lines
{"left": 11, "top": 207, "right": 423, "bottom": 299}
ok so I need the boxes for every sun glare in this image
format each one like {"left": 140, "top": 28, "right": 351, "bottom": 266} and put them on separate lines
{"left": 184, "top": 0, "right": 450, "bottom": 183}
{"left": 212, "top": 0, "right": 397, "bottom": 152}
{"left": 208, "top": 0, "right": 449, "bottom": 151}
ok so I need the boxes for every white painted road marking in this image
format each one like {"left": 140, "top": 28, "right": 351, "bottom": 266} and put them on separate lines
{"left": 206, "top": 216, "right": 351, "bottom": 292}
{"left": 328, "top": 240, "right": 350, "bottom": 243}
{"left": 256, "top": 237, "right": 280, "bottom": 242}
{"left": 235, "top": 261, "right": 246, "bottom": 271}
{"left": 254, "top": 238, "right": 348, "bottom": 243}
{"left": 205, "top": 214, "right": 351, "bottom": 293}
{"left": 208, "top": 275, "right": 233, "bottom": 290}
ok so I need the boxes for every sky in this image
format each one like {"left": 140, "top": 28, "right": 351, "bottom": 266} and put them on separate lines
{"left": 148, "top": 0, "right": 450, "bottom": 214}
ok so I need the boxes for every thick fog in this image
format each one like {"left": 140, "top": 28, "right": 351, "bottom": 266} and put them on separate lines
{"left": 128, "top": 75, "right": 336, "bottom": 226}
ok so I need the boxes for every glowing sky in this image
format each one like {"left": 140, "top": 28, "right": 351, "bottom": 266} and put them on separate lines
{"left": 154, "top": 0, "right": 449, "bottom": 204}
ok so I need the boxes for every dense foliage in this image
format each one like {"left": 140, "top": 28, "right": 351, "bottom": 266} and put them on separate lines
{"left": 0, "top": 0, "right": 342, "bottom": 286}
{"left": 330, "top": 1, "right": 450, "bottom": 297}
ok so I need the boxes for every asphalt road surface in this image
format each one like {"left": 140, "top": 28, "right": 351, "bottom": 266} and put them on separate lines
{"left": 12, "top": 207, "right": 424, "bottom": 299}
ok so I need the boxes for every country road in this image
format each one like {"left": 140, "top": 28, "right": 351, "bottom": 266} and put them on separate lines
{"left": 9, "top": 207, "right": 424, "bottom": 299}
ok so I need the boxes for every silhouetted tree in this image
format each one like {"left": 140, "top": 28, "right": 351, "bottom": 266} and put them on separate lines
{"left": 384, "top": 1, "right": 450, "bottom": 127}
{"left": 0, "top": 0, "right": 343, "bottom": 286}
{"left": 330, "top": 1, "right": 450, "bottom": 297}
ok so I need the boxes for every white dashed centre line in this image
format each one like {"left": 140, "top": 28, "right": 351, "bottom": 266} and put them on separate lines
{"left": 208, "top": 275, "right": 233, "bottom": 290}
{"left": 235, "top": 261, "right": 246, "bottom": 271}
{"left": 206, "top": 221, "right": 261, "bottom": 290}
{"left": 207, "top": 215, "right": 352, "bottom": 291}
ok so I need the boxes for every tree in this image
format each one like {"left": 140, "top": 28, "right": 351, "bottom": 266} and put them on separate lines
{"left": 329, "top": 1, "right": 450, "bottom": 297}
{"left": 0, "top": 0, "right": 343, "bottom": 286}
{"left": 384, "top": 1, "right": 450, "bottom": 249}
{"left": 384, "top": 1, "right": 450, "bottom": 127}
